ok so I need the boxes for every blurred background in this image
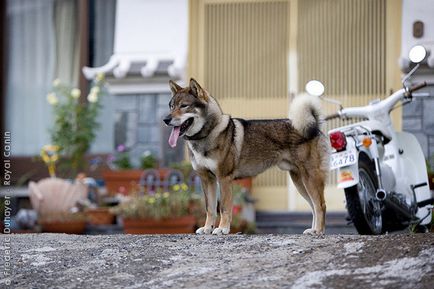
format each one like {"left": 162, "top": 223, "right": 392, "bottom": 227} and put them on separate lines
{"left": 1, "top": 0, "right": 433, "bottom": 234}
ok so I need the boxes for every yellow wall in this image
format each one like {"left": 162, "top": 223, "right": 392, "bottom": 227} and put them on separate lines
{"left": 189, "top": 0, "right": 290, "bottom": 211}
{"left": 188, "top": 0, "right": 403, "bottom": 212}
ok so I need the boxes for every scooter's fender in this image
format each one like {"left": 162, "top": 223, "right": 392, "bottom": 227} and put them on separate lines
{"left": 393, "top": 132, "right": 431, "bottom": 225}
{"left": 335, "top": 138, "right": 373, "bottom": 189}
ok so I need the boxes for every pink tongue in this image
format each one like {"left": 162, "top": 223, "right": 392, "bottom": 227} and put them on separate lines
{"left": 168, "top": 126, "right": 181, "bottom": 148}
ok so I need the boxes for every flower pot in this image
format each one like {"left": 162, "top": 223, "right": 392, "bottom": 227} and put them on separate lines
{"left": 40, "top": 220, "right": 86, "bottom": 234}
{"left": 123, "top": 215, "right": 196, "bottom": 234}
{"left": 102, "top": 169, "right": 143, "bottom": 195}
{"left": 234, "top": 177, "right": 253, "bottom": 191}
{"left": 85, "top": 208, "right": 115, "bottom": 225}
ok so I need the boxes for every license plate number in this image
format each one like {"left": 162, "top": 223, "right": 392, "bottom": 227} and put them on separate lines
{"left": 330, "top": 149, "right": 357, "bottom": 170}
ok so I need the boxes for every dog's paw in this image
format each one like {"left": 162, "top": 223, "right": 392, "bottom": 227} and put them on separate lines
{"left": 303, "top": 228, "right": 325, "bottom": 236}
{"left": 212, "top": 227, "right": 230, "bottom": 235}
{"left": 303, "top": 228, "right": 317, "bottom": 235}
{"left": 315, "top": 230, "right": 325, "bottom": 236}
{"left": 196, "top": 226, "right": 213, "bottom": 235}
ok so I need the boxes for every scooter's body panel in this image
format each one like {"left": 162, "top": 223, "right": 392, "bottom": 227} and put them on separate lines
{"left": 385, "top": 132, "right": 431, "bottom": 225}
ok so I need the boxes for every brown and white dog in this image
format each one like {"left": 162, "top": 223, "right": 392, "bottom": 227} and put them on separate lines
{"left": 164, "top": 79, "right": 329, "bottom": 235}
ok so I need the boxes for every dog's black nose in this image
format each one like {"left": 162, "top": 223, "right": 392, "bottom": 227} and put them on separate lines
{"left": 163, "top": 115, "right": 172, "bottom": 125}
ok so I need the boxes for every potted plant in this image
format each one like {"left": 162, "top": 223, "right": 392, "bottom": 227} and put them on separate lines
{"left": 140, "top": 151, "right": 157, "bottom": 170}
{"left": 102, "top": 145, "right": 143, "bottom": 195}
{"left": 47, "top": 74, "right": 105, "bottom": 178}
{"left": 29, "top": 178, "right": 88, "bottom": 234}
{"left": 112, "top": 183, "right": 202, "bottom": 234}
{"left": 102, "top": 147, "right": 159, "bottom": 195}
{"left": 38, "top": 76, "right": 106, "bottom": 231}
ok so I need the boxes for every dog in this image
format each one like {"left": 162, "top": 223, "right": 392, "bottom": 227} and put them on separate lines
{"left": 164, "top": 78, "right": 329, "bottom": 235}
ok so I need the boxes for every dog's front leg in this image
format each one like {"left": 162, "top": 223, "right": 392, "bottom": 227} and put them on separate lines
{"left": 196, "top": 171, "right": 217, "bottom": 235}
{"left": 212, "top": 177, "right": 233, "bottom": 235}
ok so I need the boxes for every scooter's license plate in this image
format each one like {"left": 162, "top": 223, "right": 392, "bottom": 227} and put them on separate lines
{"left": 330, "top": 149, "right": 357, "bottom": 170}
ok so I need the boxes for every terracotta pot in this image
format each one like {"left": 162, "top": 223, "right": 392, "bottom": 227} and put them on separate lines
{"left": 123, "top": 215, "right": 196, "bottom": 234}
{"left": 234, "top": 177, "right": 253, "bottom": 191}
{"left": 85, "top": 208, "right": 115, "bottom": 225}
{"left": 40, "top": 220, "right": 86, "bottom": 234}
{"left": 102, "top": 169, "right": 143, "bottom": 195}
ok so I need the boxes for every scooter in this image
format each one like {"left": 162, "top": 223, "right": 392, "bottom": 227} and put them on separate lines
{"left": 306, "top": 45, "right": 434, "bottom": 234}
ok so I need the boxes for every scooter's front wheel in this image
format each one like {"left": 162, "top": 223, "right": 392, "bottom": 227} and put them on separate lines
{"left": 344, "top": 155, "right": 383, "bottom": 235}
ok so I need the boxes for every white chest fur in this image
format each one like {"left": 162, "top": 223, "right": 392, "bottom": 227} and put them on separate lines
{"left": 187, "top": 143, "right": 218, "bottom": 172}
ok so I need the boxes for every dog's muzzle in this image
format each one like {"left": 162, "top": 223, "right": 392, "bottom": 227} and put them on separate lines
{"left": 163, "top": 115, "right": 172, "bottom": 126}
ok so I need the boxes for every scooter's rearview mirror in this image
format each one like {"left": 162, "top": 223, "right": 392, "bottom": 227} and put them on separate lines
{"left": 305, "top": 80, "right": 343, "bottom": 110}
{"left": 402, "top": 45, "right": 427, "bottom": 85}
{"left": 409, "top": 45, "right": 427, "bottom": 64}
{"left": 305, "top": 80, "right": 325, "bottom": 97}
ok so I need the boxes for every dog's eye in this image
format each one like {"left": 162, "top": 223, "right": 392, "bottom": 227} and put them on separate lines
{"left": 180, "top": 104, "right": 189, "bottom": 108}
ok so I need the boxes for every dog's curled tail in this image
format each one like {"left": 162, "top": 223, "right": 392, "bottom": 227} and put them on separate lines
{"left": 289, "top": 93, "right": 323, "bottom": 140}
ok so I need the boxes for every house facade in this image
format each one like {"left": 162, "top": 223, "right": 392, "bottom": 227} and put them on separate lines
{"left": 188, "top": 0, "right": 406, "bottom": 211}
{"left": 2, "top": 0, "right": 433, "bottom": 213}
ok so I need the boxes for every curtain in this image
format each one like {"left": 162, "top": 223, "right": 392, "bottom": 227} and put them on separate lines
{"left": 89, "top": 0, "right": 116, "bottom": 153}
{"left": 5, "top": 0, "right": 55, "bottom": 156}
{"left": 53, "top": 0, "right": 80, "bottom": 86}
{"left": 91, "top": 0, "right": 116, "bottom": 67}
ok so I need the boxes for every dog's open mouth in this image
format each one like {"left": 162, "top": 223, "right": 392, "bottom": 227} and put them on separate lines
{"left": 168, "top": 118, "right": 194, "bottom": 148}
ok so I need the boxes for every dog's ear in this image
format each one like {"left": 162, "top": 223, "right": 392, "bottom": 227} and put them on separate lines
{"left": 169, "top": 80, "right": 182, "bottom": 95}
{"left": 190, "top": 78, "right": 209, "bottom": 102}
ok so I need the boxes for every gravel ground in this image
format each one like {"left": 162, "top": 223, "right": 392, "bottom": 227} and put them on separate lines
{"left": 0, "top": 233, "right": 433, "bottom": 289}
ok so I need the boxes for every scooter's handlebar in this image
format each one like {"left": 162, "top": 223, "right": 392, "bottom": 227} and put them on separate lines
{"left": 324, "top": 82, "right": 427, "bottom": 121}
{"left": 404, "top": 81, "right": 427, "bottom": 98}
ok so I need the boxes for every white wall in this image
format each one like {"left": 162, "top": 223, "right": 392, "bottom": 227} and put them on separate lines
{"left": 114, "top": 0, "right": 188, "bottom": 59}
{"left": 401, "top": 0, "right": 434, "bottom": 68}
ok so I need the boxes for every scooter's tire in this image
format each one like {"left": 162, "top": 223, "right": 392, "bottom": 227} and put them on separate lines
{"left": 344, "top": 154, "right": 383, "bottom": 235}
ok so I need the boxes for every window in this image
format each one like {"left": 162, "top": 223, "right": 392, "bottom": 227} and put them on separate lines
{"left": 114, "top": 93, "right": 183, "bottom": 167}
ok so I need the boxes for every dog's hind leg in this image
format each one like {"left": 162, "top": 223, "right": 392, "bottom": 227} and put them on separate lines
{"left": 212, "top": 176, "right": 233, "bottom": 235}
{"left": 301, "top": 170, "right": 326, "bottom": 235}
{"left": 196, "top": 171, "right": 218, "bottom": 235}
{"left": 289, "top": 170, "right": 316, "bottom": 233}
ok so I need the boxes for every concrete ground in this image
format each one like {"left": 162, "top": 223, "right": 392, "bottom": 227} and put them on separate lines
{"left": 1, "top": 233, "right": 433, "bottom": 289}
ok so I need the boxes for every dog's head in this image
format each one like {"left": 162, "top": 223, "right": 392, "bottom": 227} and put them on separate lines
{"left": 164, "top": 78, "right": 213, "bottom": 148}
